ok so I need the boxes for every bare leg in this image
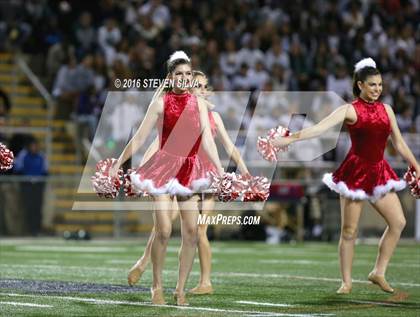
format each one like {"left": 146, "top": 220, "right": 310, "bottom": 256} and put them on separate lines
{"left": 190, "top": 196, "right": 214, "bottom": 295}
{"left": 127, "top": 227, "right": 155, "bottom": 286}
{"left": 174, "top": 195, "right": 200, "bottom": 305}
{"left": 337, "top": 196, "right": 363, "bottom": 294}
{"left": 128, "top": 198, "right": 179, "bottom": 286}
{"left": 150, "top": 194, "right": 172, "bottom": 304}
{"left": 368, "top": 192, "right": 406, "bottom": 292}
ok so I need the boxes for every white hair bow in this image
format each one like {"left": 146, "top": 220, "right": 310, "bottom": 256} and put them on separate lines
{"left": 354, "top": 58, "right": 376, "bottom": 72}
{"left": 169, "top": 50, "right": 190, "bottom": 63}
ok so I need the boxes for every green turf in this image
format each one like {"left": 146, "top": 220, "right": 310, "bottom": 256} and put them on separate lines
{"left": 0, "top": 238, "right": 419, "bottom": 316}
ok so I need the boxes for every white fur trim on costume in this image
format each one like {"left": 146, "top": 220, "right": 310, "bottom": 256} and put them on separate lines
{"left": 130, "top": 172, "right": 210, "bottom": 196}
{"left": 169, "top": 50, "right": 190, "bottom": 63}
{"left": 322, "top": 173, "right": 406, "bottom": 203}
{"left": 191, "top": 177, "right": 211, "bottom": 191}
{"left": 354, "top": 58, "right": 376, "bottom": 72}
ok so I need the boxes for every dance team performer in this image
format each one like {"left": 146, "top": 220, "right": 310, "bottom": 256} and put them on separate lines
{"left": 271, "top": 58, "right": 419, "bottom": 294}
{"left": 127, "top": 70, "right": 250, "bottom": 296}
{"left": 110, "top": 51, "right": 224, "bottom": 305}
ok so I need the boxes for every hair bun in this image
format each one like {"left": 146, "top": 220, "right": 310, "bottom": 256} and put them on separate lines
{"left": 354, "top": 58, "right": 376, "bottom": 72}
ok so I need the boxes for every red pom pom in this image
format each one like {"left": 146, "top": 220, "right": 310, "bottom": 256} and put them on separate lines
{"left": 241, "top": 175, "right": 270, "bottom": 202}
{"left": 209, "top": 172, "right": 271, "bottom": 202}
{"left": 0, "top": 143, "right": 14, "bottom": 171}
{"left": 257, "top": 137, "right": 278, "bottom": 162}
{"left": 123, "top": 169, "right": 138, "bottom": 197}
{"left": 122, "top": 169, "right": 148, "bottom": 197}
{"left": 257, "top": 125, "right": 291, "bottom": 162}
{"left": 404, "top": 166, "right": 420, "bottom": 199}
{"left": 91, "top": 158, "right": 123, "bottom": 199}
{"left": 209, "top": 172, "right": 242, "bottom": 202}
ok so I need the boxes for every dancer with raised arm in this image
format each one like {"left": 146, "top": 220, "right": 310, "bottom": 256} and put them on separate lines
{"left": 271, "top": 58, "right": 419, "bottom": 294}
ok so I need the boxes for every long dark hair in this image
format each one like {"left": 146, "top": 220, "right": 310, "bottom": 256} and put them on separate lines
{"left": 352, "top": 66, "right": 381, "bottom": 97}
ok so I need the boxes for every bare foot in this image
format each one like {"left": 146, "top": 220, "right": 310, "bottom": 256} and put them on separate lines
{"left": 127, "top": 260, "right": 147, "bottom": 286}
{"left": 188, "top": 284, "right": 213, "bottom": 295}
{"left": 336, "top": 283, "right": 352, "bottom": 294}
{"left": 151, "top": 288, "right": 166, "bottom": 305}
{"left": 173, "top": 291, "right": 189, "bottom": 306}
{"left": 368, "top": 272, "right": 394, "bottom": 293}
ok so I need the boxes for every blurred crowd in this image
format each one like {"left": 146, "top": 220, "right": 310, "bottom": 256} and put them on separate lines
{"left": 1, "top": 0, "right": 419, "bottom": 238}
{"left": 0, "top": 0, "right": 419, "bottom": 151}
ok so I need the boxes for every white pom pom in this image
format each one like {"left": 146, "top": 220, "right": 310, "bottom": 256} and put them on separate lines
{"left": 169, "top": 50, "right": 190, "bottom": 63}
{"left": 354, "top": 58, "right": 376, "bottom": 72}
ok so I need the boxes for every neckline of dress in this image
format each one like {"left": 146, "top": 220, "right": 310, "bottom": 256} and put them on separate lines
{"left": 169, "top": 91, "right": 190, "bottom": 97}
{"left": 358, "top": 97, "right": 376, "bottom": 106}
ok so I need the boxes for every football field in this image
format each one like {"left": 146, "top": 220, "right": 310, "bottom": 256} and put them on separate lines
{"left": 0, "top": 238, "right": 419, "bottom": 316}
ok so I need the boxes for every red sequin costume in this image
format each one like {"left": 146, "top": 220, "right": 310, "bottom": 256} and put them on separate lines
{"left": 323, "top": 98, "right": 406, "bottom": 202}
{"left": 130, "top": 92, "right": 217, "bottom": 195}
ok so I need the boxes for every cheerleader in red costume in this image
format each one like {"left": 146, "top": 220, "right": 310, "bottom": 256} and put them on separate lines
{"left": 271, "top": 58, "right": 420, "bottom": 294}
{"left": 127, "top": 70, "right": 250, "bottom": 296}
{"left": 110, "top": 51, "right": 224, "bottom": 306}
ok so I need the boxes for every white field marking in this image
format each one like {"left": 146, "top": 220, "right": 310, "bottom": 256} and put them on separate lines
{"left": 237, "top": 301, "right": 293, "bottom": 307}
{"left": 346, "top": 300, "right": 411, "bottom": 307}
{"left": 0, "top": 293, "right": 334, "bottom": 317}
{"left": 259, "top": 260, "right": 323, "bottom": 265}
{"left": 0, "top": 301, "right": 53, "bottom": 308}
{"left": 1, "top": 263, "right": 420, "bottom": 288}
{"left": 0, "top": 238, "right": 143, "bottom": 245}
{"left": 145, "top": 256, "right": 216, "bottom": 263}
{"left": 214, "top": 271, "right": 420, "bottom": 288}
{"left": 0, "top": 264, "right": 122, "bottom": 272}
{"left": 0, "top": 251, "right": 123, "bottom": 260}
{"left": 9, "top": 243, "right": 417, "bottom": 261}
{"left": 9, "top": 244, "right": 337, "bottom": 257}
{"left": 258, "top": 259, "right": 420, "bottom": 268}
{"left": 27, "top": 259, "right": 59, "bottom": 265}
{"left": 14, "top": 246, "right": 128, "bottom": 253}
{"left": 2, "top": 238, "right": 417, "bottom": 253}
{"left": 106, "top": 259, "right": 141, "bottom": 264}
{"left": 3, "top": 249, "right": 415, "bottom": 268}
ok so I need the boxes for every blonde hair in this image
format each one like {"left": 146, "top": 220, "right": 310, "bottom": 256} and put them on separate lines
{"left": 192, "top": 70, "right": 206, "bottom": 78}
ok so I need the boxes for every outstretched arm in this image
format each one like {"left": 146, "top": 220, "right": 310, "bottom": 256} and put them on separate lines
{"left": 385, "top": 104, "right": 420, "bottom": 177}
{"left": 271, "top": 104, "right": 356, "bottom": 147}
{"left": 212, "top": 112, "right": 249, "bottom": 175}
{"left": 198, "top": 97, "right": 224, "bottom": 174}
{"left": 113, "top": 97, "right": 163, "bottom": 171}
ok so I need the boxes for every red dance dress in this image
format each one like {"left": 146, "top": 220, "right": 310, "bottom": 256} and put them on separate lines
{"left": 130, "top": 92, "right": 217, "bottom": 196}
{"left": 197, "top": 111, "right": 218, "bottom": 170}
{"left": 322, "top": 98, "right": 406, "bottom": 202}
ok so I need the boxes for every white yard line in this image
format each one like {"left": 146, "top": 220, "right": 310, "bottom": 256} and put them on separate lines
{"left": 105, "top": 258, "right": 218, "bottom": 265}
{"left": 216, "top": 271, "right": 420, "bottom": 288}
{"left": 0, "top": 293, "right": 333, "bottom": 317}
{"left": 237, "top": 301, "right": 294, "bottom": 307}
{"left": 0, "top": 301, "right": 52, "bottom": 308}
{"left": 1, "top": 263, "right": 420, "bottom": 288}
{"left": 14, "top": 246, "right": 128, "bottom": 253}
{"left": 258, "top": 259, "right": 420, "bottom": 268}
{"left": 6, "top": 243, "right": 418, "bottom": 261}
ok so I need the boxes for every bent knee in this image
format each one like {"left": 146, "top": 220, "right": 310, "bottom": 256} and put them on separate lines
{"left": 183, "top": 225, "right": 198, "bottom": 238}
{"left": 391, "top": 217, "right": 406, "bottom": 233}
{"left": 341, "top": 226, "right": 358, "bottom": 241}
{"left": 155, "top": 229, "right": 171, "bottom": 243}
{"left": 183, "top": 226, "right": 198, "bottom": 244}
